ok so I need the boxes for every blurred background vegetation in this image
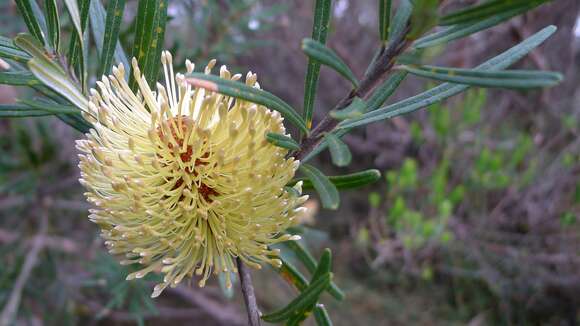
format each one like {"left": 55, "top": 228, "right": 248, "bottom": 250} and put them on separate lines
{"left": 0, "top": 0, "right": 579, "bottom": 325}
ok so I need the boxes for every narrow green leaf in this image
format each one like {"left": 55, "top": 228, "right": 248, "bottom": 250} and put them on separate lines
{"left": 14, "top": 33, "right": 63, "bottom": 73}
{"left": 389, "top": 0, "right": 412, "bottom": 42}
{"left": 266, "top": 133, "right": 300, "bottom": 151}
{"left": 404, "top": 65, "right": 562, "bottom": 89}
{"left": 303, "top": 0, "right": 332, "bottom": 130}
{"left": 339, "top": 26, "right": 557, "bottom": 129}
{"left": 314, "top": 305, "right": 333, "bottom": 326}
{"left": 56, "top": 112, "right": 91, "bottom": 133}
{"left": 379, "top": 0, "right": 392, "bottom": 42}
{"left": 0, "top": 104, "right": 52, "bottom": 117}
{"left": 0, "top": 71, "right": 40, "bottom": 86}
{"left": 261, "top": 273, "right": 331, "bottom": 323}
{"left": 129, "top": 0, "right": 168, "bottom": 90}
{"left": 44, "top": 0, "right": 60, "bottom": 51}
{"left": 283, "top": 241, "right": 345, "bottom": 300}
{"left": 0, "top": 36, "right": 32, "bottom": 63}
{"left": 302, "top": 38, "right": 358, "bottom": 87}
{"left": 294, "top": 169, "right": 382, "bottom": 190}
{"left": 68, "top": 0, "right": 91, "bottom": 80}
{"left": 28, "top": 59, "right": 88, "bottom": 111}
{"left": 415, "top": 5, "right": 541, "bottom": 49}
{"left": 15, "top": 0, "right": 46, "bottom": 45}
{"left": 409, "top": 0, "right": 439, "bottom": 39}
{"left": 276, "top": 257, "right": 309, "bottom": 292}
{"left": 440, "top": 0, "right": 550, "bottom": 26}
{"left": 18, "top": 99, "right": 78, "bottom": 114}
{"left": 326, "top": 133, "right": 351, "bottom": 167}
{"left": 366, "top": 71, "right": 407, "bottom": 112}
{"left": 89, "top": 0, "right": 129, "bottom": 72}
{"left": 299, "top": 164, "right": 339, "bottom": 210}
{"left": 186, "top": 73, "right": 308, "bottom": 133}
{"left": 330, "top": 97, "right": 367, "bottom": 119}
{"left": 98, "top": 0, "right": 126, "bottom": 77}
{"left": 285, "top": 251, "right": 332, "bottom": 326}
{"left": 64, "top": 0, "right": 83, "bottom": 44}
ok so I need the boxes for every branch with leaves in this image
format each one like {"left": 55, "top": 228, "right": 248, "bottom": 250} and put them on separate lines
{"left": 0, "top": 0, "right": 562, "bottom": 325}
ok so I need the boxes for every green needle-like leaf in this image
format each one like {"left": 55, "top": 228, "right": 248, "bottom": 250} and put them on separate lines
{"left": 366, "top": 71, "right": 407, "bottom": 112}
{"left": 0, "top": 36, "right": 32, "bottom": 63}
{"left": 294, "top": 169, "right": 382, "bottom": 190}
{"left": 326, "top": 133, "right": 352, "bottom": 167}
{"left": 339, "top": 26, "right": 557, "bottom": 129}
{"left": 440, "top": 0, "right": 550, "bottom": 26}
{"left": 303, "top": 0, "right": 332, "bottom": 130}
{"left": 302, "top": 38, "right": 359, "bottom": 87}
{"left": 129, "top": 0, "right": 168, "bottom": 90}
{"left": 283, "top": 241, "right": 345, "bottom": 300}
{"left": 89, "top": 0, "right": 129, "bottom": 73}
{"left": 276, "top": 256, "right": 309, "bottom": 292}
{"left": 389, "top": 0, "right": 412, "bottom": 42}
{"left": 404, "top": 65, "right": 562, "bottom": 89}
{"left": 415, "top": 4, "right": 543, "bottom": 49}
{"left": 44, "top": 0, "right": 60, "bottom": 51}
{"left": 266, "top": 133, "right": 300, "bottom": 151}
{"left": 261, "top": 273, "right": 332, "bottom": 323}
{"left": 0, "top": 104, "right": 52, "bottom": 117}
{"left": 299, "top": 164, "right": 339, "bottom": 210}
{"left": 314, "top": 305, "right": 333, "bottom": 326}
{"left": 0, "top": 71, "right": 40, "bottom": 86}
{"left": 99, "top": 0, "right": 126, "bottom": 77}
{"left": 15, "top": 0, "right": 46, "bottom": 45}
{"left": 379, "top": 0, "right": 392, "bottom": 42}
{"left": 67, "top": 0, "right": 91, "bottom": 85}
{"left": 186, "top": 72, "right": 308, "bottom": 133}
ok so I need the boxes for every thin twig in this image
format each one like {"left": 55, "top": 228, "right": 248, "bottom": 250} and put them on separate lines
{"left": 237, "top": 257, "right": 262, "bottom": 326}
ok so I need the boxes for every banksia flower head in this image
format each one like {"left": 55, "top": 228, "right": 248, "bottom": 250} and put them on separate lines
{"left": 76, "top": 51, "right": 308, "bottom": 297}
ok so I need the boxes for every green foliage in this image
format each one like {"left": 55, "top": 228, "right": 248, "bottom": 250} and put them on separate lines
{"left": 299, "top": 164, "right": 340, "bottom": 210}
{"left": 302, "top": 38, "right": 359, "bottom": 87}
{"left": 303, "top": 0, "right": 332, "bottom": 130}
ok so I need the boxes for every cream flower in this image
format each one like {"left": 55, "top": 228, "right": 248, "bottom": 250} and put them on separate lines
{"left": 76, "top": 51, "right": 308, "bottom": 297}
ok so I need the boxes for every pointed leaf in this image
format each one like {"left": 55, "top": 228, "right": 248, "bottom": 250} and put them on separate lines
{"left": 64, "top": 0, "right": 83, "bottom": 43}
{"left": 314, "top": 305, "right": 333, "bottom": 326}
{"left": 266, "top": 133, "right": 300, "bottom": 151}
{"left": 302, "top": 38, "right": 358, "bottom": 87}
{"left": 68, "top": 0, "right": 91, "bottom": 83}
{"left": 15, "top": 0, "right": 46, "bottom": 45}
{"left": 0, "top": 104, "right": 52, "bottom": 117}
{"left": 415, "top": 4, "right": 543, "bottom": 49}
{"left": 299, "top": 164, "right": 339, "bottom": 210}
{"left": 276, "top": 256, "right": 309, "bottom": 292}
{"left": 89, "top": 0, "right": 129, "bottom": 72}
{"left": 44, "top": 0, "right": 60, "bottom": 51}
{"left": 303, "top": 0, "right": 332, "bottom": 130}
{"left": 283, "top": 241, "right": 345, "bottom": 300}
{"left": 339, "top": 26, "right": 557, "bottom": 129}
{"left": 440, "top": 0, "right": 550, "bottom": 26}
{"left": 293, "top": 169, "right": 381, "bottom": 190}
{"left": 261, "top": 273, "right": 331, "bottom": 323}
{"left": 98, "top": 0, "right": 126, "bottom": 77}
{"left": 129, "top": 0, "right": 168, "bottom": 90}
{"left": 0, "top": 71, "right": 40, "bottom": 86}
{"left": 186, "top": 73, "right": 308, "bottom": 133}
{"left": 366, "top": 71, "right": 407, "bottom": 112}
{"left": 389, "top": 0, "right": 412, "bottom": 42}
{"left": 404, "top": 65, "right": 562, "bottom": 89}
{"left": 379, "top": 0, "right": 392, "bottom": 42}
{"left": 326, "top": 133, "right": 351, "bottom": 167}
{"left": 0, "top": 36, "right": 32, "bottom": 63}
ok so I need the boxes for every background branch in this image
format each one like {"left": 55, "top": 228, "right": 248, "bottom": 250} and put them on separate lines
{"left": 237, "top": 257, "right": 262, "bottom": 326}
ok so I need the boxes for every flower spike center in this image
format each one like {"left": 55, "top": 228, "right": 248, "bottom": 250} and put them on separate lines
{"left": 77, "top": 51, "right": 308, "bottom": 298}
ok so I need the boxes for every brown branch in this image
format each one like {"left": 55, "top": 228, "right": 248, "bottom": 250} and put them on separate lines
{"left": 237, "top": 257, "right": 262, "bottom": 326}
{"left": 293, "top": 25, "right": 412, "bottom": 162}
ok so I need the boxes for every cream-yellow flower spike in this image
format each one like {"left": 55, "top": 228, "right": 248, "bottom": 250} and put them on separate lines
{"left": 76, "top": 51, "right": 308, "bottom": 298}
